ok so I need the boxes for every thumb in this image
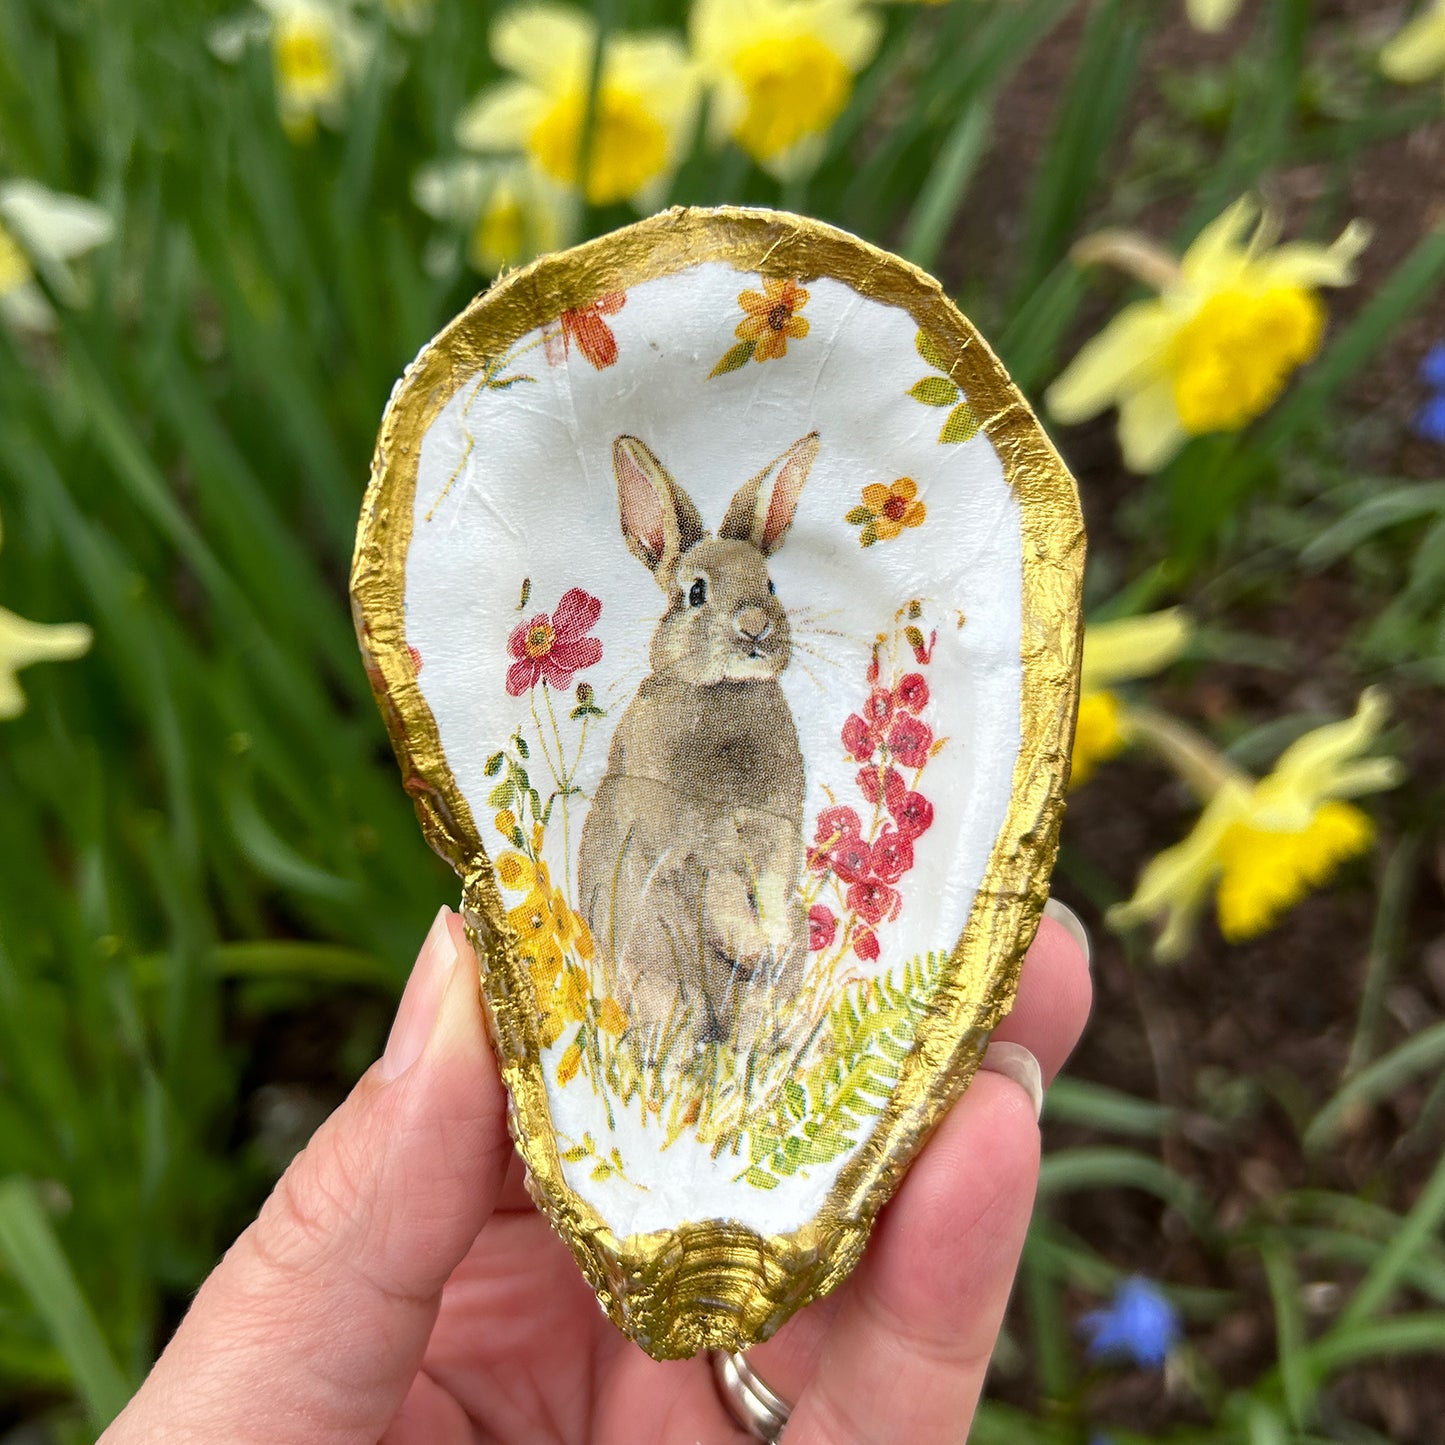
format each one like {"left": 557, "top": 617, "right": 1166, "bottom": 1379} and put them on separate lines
{"left": 104, "top": 907, "right": 513, "bottom": 1445}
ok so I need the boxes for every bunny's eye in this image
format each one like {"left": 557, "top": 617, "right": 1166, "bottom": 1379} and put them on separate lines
{"left": 689, "top": 578, "right": 707, "bottom": 607}
{"left": 767, "top": 578, "right": 776, "bottom": 595}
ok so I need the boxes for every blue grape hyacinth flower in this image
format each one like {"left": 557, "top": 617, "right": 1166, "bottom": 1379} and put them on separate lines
{"left": 1079, "top": 1276, "right": 1182, "bottom": 1369}
{"left": 1414, "top": 345, "right": 1445, "bottom": 443}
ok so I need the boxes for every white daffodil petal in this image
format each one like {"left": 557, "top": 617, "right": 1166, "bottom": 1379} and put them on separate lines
{"left": 412, "top": 157, "right": 491, "bottom": 221}
{"left": 1381, "top": 3, "right": 1445, "bottom": 82}
{"left": 1262, "top": 220, "right": 1372, "bottom": 289}
{"left": 457, "top": 80, "right": 545, "bottom": 151}
{"left": 492, "top": 3, "right": 595, "bottom": 89}
{"left": 0, "top": 281, "right": 56, "bottom": 331}
{"left": 1081, "top": 608, "right": 1192, "bottom": 690}
{"left": 0, "top": 181, "right": 114, "bottom": 264}
{"left": 1185, "top": 0, "right": 1242, "bottom": 32}
{"left": 1045, "top": 299, "right": 1175, "bottom": 423}
{"left": 1117, "top": 375, "right": 1187, "bottom": 473}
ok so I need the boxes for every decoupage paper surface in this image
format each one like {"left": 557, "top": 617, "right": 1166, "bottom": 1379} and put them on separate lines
{"left": 353, "top": 207, "right": 1083, "bottom": 1356}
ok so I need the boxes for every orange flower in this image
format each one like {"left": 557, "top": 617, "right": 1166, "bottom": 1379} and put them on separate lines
{"left": 846, "top": 477, "right": 925, "bottom": 546}
{"left": 711, "top": 276, "right": 810, "bottom": 374}
{"left": 737, "top": 277, "right": 809, "bottom": 359}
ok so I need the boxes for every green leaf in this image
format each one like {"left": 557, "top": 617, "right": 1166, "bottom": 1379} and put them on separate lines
{"left": 844, "top": 505, "right": 874, "bottom": 524}
{"left": 909, "top": 376, "right": 960, "bottom": 408}
{"left": 859, "top": 525, "right": 879, "bottom": 547}
{"left": 488, "top": 779, "right": 515, "bottom": 809}
{"left": 916, "top": 329, "right": 953, "bottom": 374}
{"left": 0, "top": 1178, "right": 132, "bottom": 1430}
{"left": 485, "top": 752, "right": 505, "bottom": 776}
{"left": 516, "top": 736, "right": 529, "bottom": 760}
{"left": 743, "top": 1166, "right": 779, "bottom": 1189}
{"left": 709, "top": 340, "right": 756, "bottom": 377}
{"left": 939, "top": 403, "right": 980, "bottom": 445}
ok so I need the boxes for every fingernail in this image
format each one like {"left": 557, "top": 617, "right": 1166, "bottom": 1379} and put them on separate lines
{"left": 1044, "top": 896, "right": 1091, "bottom": 968}
{"left": 979, "top": 1040, "right": 1045, "bottom": 1121}
{"left": 380, "top": 906, "right": 461, "bottom": 1081}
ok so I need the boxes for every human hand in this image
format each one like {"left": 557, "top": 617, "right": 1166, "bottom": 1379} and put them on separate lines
{"left": 102, "top": 902, "right": 1091, "bottom": 1445}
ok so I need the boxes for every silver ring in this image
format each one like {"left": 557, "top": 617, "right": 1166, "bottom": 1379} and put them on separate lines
{"left": 710, "top": 1349, "right": 794, "bottom": 1442}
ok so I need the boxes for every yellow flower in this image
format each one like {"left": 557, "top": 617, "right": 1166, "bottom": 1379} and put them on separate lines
{"left": 847, "top": 477, "right": 925, "bottom": 546}
{"left": 690, "top": 0, "right": 880, "bottom": 176}
{"left": 0, "top": 180, "right": 113, "bottom": 332}
{"left": 211, "top": 0, "right": 370, "bottom": 142}
{"left": 1047, "top": 199, "right": 1370, "bottom": 472}
{"left": 1185, "top": 0, "right": 1243, "bottom": 32}
{"left": 735, "top": 277, "right": 809, "bottom": 359}
{"left": 1071, "top": 609, "right": 1192, "bottom": 787}
{"left": 1110, "top": 690, "right": 1403, "bottom": 960}
{"left": 456, "top": 4, "right": 697, "bottom": 208}
{"left": 0, "top": 510, "right": 92, "bottom": 719}
{"left": 413, "top": 157, "right": 570, "bottom": 276}
{"left": 1381, "top": 0, "right": 1445, "bottom": 93}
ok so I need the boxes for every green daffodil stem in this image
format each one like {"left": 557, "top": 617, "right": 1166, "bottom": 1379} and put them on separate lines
{"left": 1121, "top": 704, "right": 1249, "bottom": 802}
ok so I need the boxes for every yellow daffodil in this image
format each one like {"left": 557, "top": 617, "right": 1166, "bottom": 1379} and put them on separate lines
{"left": 1381, "top": 0, "right": 1445, "bottom": 92}
{"left": 0, "top": 511, "right": 92, "bottom": 719}
{"left": 0, "top": 180, "right": 113, "bottom": 332}
{"left": 413, "top": 157, "right": 571, "bottom": 276}
{"left": 1110, "top": 690, "right": 1402, "bottom": 960}
{"left": 1047, "top": 199, "right": 1370, "bottom": 472}
{"left": 456, "top": 4, "right": 697, "bottom": 209}
{"left": 1072, "top": 608, "right": 1192, "bottom": 787}
{"left": 690, "top": 0, "right": 880, "bottom": 176}
{"left": 211, "top": 0, "right": 370, "bottom": 142}
{"left": 1185, "top": 0, "right": 1243, "bottom": 32}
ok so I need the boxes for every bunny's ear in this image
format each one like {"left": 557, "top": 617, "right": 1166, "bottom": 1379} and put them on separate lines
{"left": 613, "top": 436, "right": 705, "bottom": 585}
{"left": 719, "top": 432, "right": 819, "bottom": 556}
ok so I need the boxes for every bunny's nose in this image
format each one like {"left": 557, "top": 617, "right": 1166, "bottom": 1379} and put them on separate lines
{"left": 734, "top": 607, "right": 772, "bottom": 642}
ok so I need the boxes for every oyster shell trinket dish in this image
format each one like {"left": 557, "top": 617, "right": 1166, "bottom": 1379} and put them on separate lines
{"left": 351, "top": 206, "right": 1084, "bottom": 1359}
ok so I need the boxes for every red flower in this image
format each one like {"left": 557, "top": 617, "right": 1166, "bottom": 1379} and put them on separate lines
{"left": 841, "top": 713, "right": 875, "bottom": 762}
{"left": 857, "top": 764, "right": 905, "bottom": 810}
{"left": 895, "top": 673, "right": 929, "bottom": 712}
{"left": 847, "top": 878, "right": 901, "bottom": 926}
{"left": 506, "top": 588, "right": 603, "bottom": 696}
{"left": 869, "top": 829, "right": 913, "bottom": 885}
{"left": 808, "top": 905, "right": 837, "bottom": 951}
{"left": 890, "top": 790, "right": 934, "bottom": 841}
{"left": 545, "top": 292, "right": 626, "bottom": 370}
{"left": 888, "top": 712, "right": 933, "bottom": 769}
{"left": 407, "top": 644, "right": 423, "bottom": 674}
{"left": 852, "top": 926, "right": 879, "bottom": 962}
{"left": 810, "top": 805, "right": 864, "bottom": 874}
{"left": 862, "top": 688, "right": 894, "bottom": 733}
{"left": 827, "top": 831, "right": 874, "bottom": 885}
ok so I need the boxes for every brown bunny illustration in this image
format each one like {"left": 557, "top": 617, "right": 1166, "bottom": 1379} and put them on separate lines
{"left": 577, "top": 432, "right": 820, "bottom": 1062}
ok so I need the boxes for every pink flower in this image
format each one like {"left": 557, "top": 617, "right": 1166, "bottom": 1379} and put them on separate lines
{"left": 870, "top": 829, "right": 913, "bottom": 885}
{"left": 890, "top": 790, "right": 934, "bottom": 841}
{"left": 505, "top": 588, "right": 603, "bottom": 696}
{"left": 841, "top": 713, "right": 875, "bottom": 762}
{"left": 808, "top": 905, "right": 837, "bottom": 951}
{"left": 895, "top": 673, "right": 929, "bottom": 712}
{"left": 888, "top": 712, "right": 933, "bottom": 769}
{"left": 828, "top": 831, "right": 874, "bottom": 885}
{"left": 407, "top": 644, "right": 423, "bottom": 674}
{"left": 847, "top": 878, "right": 900, "bottom": 926}
{"left": 857, "top": 764, "right": 905, "bottom": 811}
{"left": 814, "top": 805, "right": 861, "bottom": 846}
{"left": 852, "top": 925, "right": 879, "bottom": 962}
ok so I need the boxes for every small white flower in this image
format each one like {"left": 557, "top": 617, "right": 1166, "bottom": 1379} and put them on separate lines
{"left": 413, "top": 157, "right": 572, "bottom": 276}
{"left": 0, "top": 179, "right": 114, "bottom": 332}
